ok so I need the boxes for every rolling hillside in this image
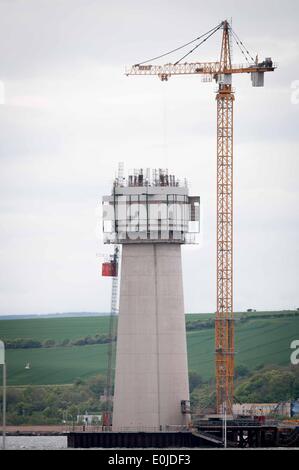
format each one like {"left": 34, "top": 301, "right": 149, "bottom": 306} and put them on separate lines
{"left": 0, "top": 311, "right": 298, "bottom": 386}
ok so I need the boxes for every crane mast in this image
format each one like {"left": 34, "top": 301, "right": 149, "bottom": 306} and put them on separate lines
{"left": 125, "top": 20, "right": 276, "bottom": 417}
{"left": 215, "top": 21, "right": 234, "bottom": 414}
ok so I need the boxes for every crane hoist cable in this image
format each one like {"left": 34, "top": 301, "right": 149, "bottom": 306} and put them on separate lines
{"left": 134, "top": 22, "right": 223, "bottom": 66}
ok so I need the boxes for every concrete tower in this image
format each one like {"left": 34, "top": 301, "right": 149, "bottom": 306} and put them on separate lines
{"left": 103, "top": 168, "right": 200, "bottom": 431}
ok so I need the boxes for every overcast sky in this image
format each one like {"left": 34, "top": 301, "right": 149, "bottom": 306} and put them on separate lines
{"left": 0, "top": 0, "right": 298, "bottom": 315}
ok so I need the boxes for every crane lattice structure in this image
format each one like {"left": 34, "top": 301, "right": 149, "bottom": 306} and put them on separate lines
{"left": 125, "top": 20, "right": 276, "bottom": 415}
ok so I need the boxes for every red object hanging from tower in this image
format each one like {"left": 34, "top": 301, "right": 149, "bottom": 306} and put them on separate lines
{"left": 102, "top": 261, "right": 117, "bottom": 277}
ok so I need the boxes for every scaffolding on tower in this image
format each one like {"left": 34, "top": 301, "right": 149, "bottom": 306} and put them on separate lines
{"left": 102, "top": 246, "right": 119, "bottom": 427}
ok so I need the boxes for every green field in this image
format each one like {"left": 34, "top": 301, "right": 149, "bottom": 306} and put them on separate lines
{"left": 0, "top": 316, "right": 112, "bottom": 342}
{"left": 0, "top": 311, "right": 298, "bottom": 386}
{"left": 188, "top": 315, "right": 299, "bottom": 380}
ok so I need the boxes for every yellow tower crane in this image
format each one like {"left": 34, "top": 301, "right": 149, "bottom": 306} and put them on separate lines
{"left": 125, "top": 20, "right": 276, "bottom": 415}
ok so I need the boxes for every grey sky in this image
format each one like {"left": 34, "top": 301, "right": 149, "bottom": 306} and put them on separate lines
{"left": 0, "top": 0, "right": 298, "bottom": 315}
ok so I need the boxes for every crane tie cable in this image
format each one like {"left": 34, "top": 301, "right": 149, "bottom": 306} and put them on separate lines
{"left": 230, "top": 30, "right": 251, "bottom": 65}
{"left": 134, "top": 22, "right": 223, "bottom": 66}
{"left": 174, "top": 23, "right": 223, "bottom": 65}
{"left": 228, "top": 25, "right": 255, "bottom": 63}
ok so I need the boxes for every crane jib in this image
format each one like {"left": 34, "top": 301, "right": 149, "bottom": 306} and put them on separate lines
{"left": 126, "top": 62, "right": 276, "bottom": 77}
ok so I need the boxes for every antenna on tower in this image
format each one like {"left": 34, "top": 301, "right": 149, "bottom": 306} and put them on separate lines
{"left": 117, "top": 162, "right": 125, "bottom": 187}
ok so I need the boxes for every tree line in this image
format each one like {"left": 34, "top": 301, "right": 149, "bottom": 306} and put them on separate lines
{"left": 1, "top": 365, "right": 298, "bottom": 425}
{"left": 4, "top": 334, "right": 115, "bottom": 349}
